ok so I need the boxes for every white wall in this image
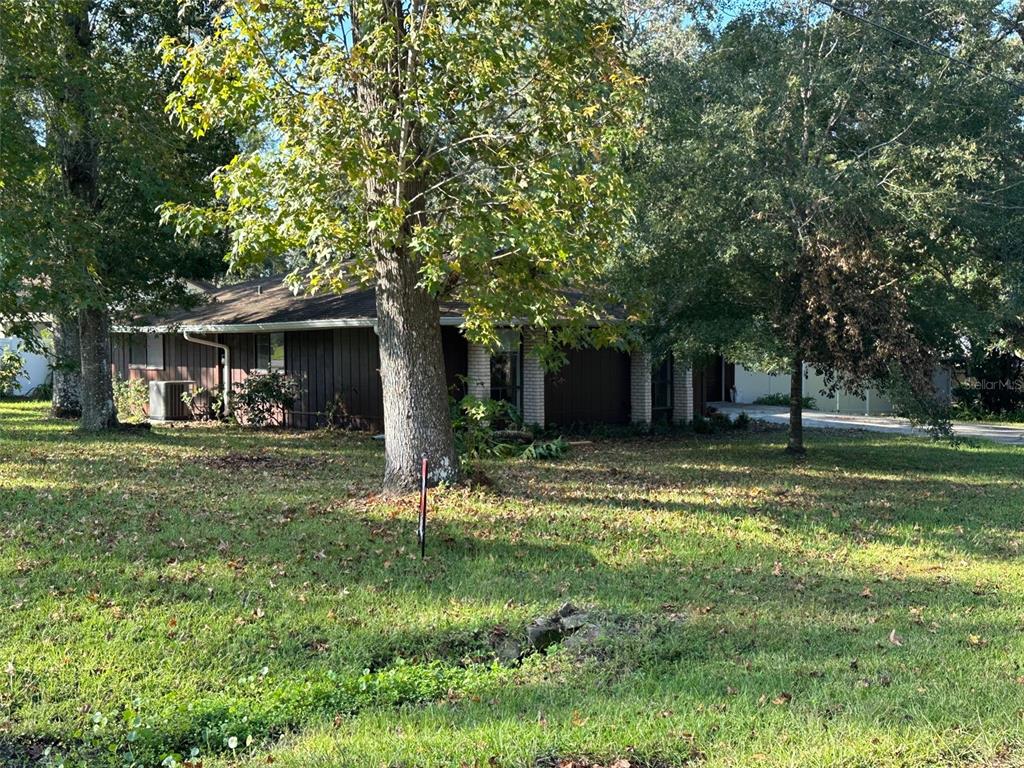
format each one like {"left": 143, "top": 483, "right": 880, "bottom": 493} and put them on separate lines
{"left": 733, "top": 364, "right": 894, "bottom": 415}
{"left": 0, "top": 338, "right": 50, "bottom": 395}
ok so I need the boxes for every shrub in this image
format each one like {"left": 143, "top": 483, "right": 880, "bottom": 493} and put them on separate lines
{"left": 112, "top": 377, "right": 149, "bottom": 422}
{"left": 450, "top": 395, "right": 524, "bottom": 459}
{"left": 521, "top": 437, "right": 569, "bottom": 459}
{"left": 752, "top": 392, "right": 817, "bottom": 409}
{"left": 180, "top": 386, "right": 225, "bottom": 421}
{"left": 232, "top": 370, "right": 300, "bottom": 427}
{"left": 0, "top": 347, "right": 26, "bottom": 396}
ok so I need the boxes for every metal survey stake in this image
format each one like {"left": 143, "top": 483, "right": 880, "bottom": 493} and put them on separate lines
{"left": 418, "top": 456, "right": 427, "bottom": 558}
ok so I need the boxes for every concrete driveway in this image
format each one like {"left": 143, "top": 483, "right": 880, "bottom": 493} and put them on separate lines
{"left": 712, "top": 402, "right": 1024, "bottom": 447}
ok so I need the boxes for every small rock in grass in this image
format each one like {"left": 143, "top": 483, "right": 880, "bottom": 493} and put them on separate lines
{"left": 527, "top": 618, "right": 563, "bottom": 651}
{"left": 559, "top": 612, "right": 590, "bottom": 631}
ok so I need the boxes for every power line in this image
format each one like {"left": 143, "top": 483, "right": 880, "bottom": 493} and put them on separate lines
{"left": 815, "top": 0, "right": 1024, "bottom": 94}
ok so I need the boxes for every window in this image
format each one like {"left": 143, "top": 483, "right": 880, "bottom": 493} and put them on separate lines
{"left": 256, "top": 332, "right": 286, "bottom": 371}
{"left": 127, "top": 333, "right": 164, "bottom": 370}
{"left": 651, "top": 357, "right": 673, "bottom": 418}
{"left": 490, "top": 329, "right": 522, "bottom": 409}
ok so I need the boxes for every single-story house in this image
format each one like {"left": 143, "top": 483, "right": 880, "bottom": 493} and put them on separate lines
{"left": 112, "top": 276, "right": 695, "bottom": 429}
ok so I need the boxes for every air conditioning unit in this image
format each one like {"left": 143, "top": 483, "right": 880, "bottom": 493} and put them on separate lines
{"left": 149, "top": 380, "right": 195, "bottom": 421}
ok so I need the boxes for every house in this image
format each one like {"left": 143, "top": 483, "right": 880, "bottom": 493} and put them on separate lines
{"left": 112, "top": 276, "right": 695, "bottom": 429}
{"left": 0, "top": 331, "right": 50, "bottom": 396}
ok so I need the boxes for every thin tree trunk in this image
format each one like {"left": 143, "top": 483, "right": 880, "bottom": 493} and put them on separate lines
{"left": 78, "top": 306, "right": 117, "bottom": 430}
{"left": 375, "top": 249, "right": 459, "bottom": 491}
{"left": 51, "top": 316, "right": 81, "bottom": 418}
{"left": 786, "top": 357, "right": 805, "bottom": 454}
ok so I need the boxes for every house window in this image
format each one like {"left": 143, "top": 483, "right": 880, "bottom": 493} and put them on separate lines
{"left": 652, "top": 357, "right": 673, "bottom": 420}
{"left": 256, "top": 332, "right": 286, "bottom": 371}
{"left": 490, "top": 329, "right": 522, "bottom": 410}
{"left": 127, "top": 333, "right": 164, "bottom": 370}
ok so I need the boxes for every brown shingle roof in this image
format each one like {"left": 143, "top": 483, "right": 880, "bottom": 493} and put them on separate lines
{"left": 127, "top": 276, "right": 466, "bottom": 331}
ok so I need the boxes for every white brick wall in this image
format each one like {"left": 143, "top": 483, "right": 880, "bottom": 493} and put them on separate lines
{"left": 630, "top": 350, "right": 652, "bottom": 426}
{"left": 521, "top": 331, "right": 545, "bottom": 427}
{"left": 672, "top": 359, "right": 693, "bottom": 424}
{"left": 466, "top": 342, "right": 490, "bottom": 400}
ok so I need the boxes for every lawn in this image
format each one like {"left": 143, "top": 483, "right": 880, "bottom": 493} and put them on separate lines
{"left": 1, "top": 400, "right": 1023, "bottom": 768}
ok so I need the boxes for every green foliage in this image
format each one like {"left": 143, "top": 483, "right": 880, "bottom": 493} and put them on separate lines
{"left": 520, "top": 437, "right": 569, "bottom": 460}
{"left": 111, "top": 377, "right": 148, "bottom": 422}
{"left": 692, "top": 410, "right": 749, "bottom": 434}
{"left": 625, "top": 0, "right": 1024, "bottom": 440}
{"left": 450, "top": 395, "right": 524, "bottom": 459}
{"left": 753, "top": 393, "right": 817, "bottom": 410}
{"left": 0, "top": 1, "right": 232, "bottom": 343}
{"left": 0, "top": 346, "right": 25, "bottom": 396}
{"left": 232, "top": 370, "right": 301, "bottom": 427}
{"left": 159, "top": 0, "right": 643, "bottom": 355}
{"left": 180, "top": 385, "right": 225, "bottom": 421}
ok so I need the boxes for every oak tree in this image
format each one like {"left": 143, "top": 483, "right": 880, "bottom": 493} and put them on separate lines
{"left": 627, "top": 0, "right": 1024, "bottom": 452}
{"left": 162, "top": 0, "right": 642, "bottom": 489}
{"left": 0, "top": 0, "right": 231, "bottom": 428}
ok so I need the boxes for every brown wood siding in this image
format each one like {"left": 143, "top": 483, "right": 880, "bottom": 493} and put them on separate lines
{"left": 544, "top": 347, "right": 630, "bottom": 427}
{"left": 110, "top": 327, "right": 496, "bottom": 429}
{"left": 692, "top": 367, "right": 707, "bottom": 417}
{"left": 110, "top": 333, "right": 220, "bottom": 392}
{"left": 280, "top": 328, "right": 383, "bottom": 429}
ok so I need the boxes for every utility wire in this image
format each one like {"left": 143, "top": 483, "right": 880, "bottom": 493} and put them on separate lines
{"left": 815, "top": 0, "right": 1024, "bottom": 94}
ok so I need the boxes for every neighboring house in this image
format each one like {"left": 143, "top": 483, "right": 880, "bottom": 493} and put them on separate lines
{"left": 112, "top": 276, "right": 695, "bottom": 429}
{"left": 0, "top": 334, "right": 50, "bottom": 396}
{"left": 732, "top": 363, "right": 895, "bottom": 415}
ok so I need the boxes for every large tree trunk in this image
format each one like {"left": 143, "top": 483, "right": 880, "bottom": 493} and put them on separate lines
{"left": 77, "top": 306, "right": 117, "bottom": 430}
{"left": 786, "top": 357, "right": 805, "bottom": 454}
{"left": 61, "top": 8, "right": 117, "bottom": 431}
{"left": 51, "top": 316, "right": 81, "bottom": 418}
{"left": 375, "top": 249, "right": 459, "bottom": 492}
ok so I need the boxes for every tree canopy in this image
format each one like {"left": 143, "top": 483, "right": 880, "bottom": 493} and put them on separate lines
{"left": 162, "top": 0, "right": 643, "bottom": 487}
{"left": 0, "top": 0, "right": 232, "bottom": 425}
{"left": 624, "top": 0, "right": 1024, "bottom": 449}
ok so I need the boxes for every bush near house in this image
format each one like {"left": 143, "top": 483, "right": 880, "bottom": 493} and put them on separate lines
{"left": 752, "top": 392, "right": 818, "bottom": 409}
{"left": 111, "top": 376, "right": 149, "bottom": 422}
{"left": 232, "top": 370, "right": 301, "bottom": 427}
{"left": 0, "top": 347, "right": 26, "bottom": 396}
{"left": 1, "top": 401, "right": 1023, "bottom": 768}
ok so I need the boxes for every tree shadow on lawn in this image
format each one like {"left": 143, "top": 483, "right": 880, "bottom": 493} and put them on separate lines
{"left": 3, "top": 415, "right": 1023, "bottom": 763}
{"left": 5, "top": 504, "right": 1013, "bottom": 671}
{"left": 8, "top": 539, "right": 1023, "bottom": 768}
{"left": 502, "top": 440, "right": 1024, "bottom": 561}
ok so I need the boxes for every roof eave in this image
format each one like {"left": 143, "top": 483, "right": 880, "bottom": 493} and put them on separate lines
{"left": 113, "top": 316, "right": 467, "bottom": 334}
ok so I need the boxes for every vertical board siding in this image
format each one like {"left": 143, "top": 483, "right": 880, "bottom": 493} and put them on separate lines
{"left": 110, "top": 327, "right": 486, "bottom": 429}
{"left": 692, "top": 367, "right": 707, "bottom": 417}
{"left": 544, "top": 347, "right": 630, "bottom": 427}
{"left": 110, "top": 333, "right": 219, "bottom": 394}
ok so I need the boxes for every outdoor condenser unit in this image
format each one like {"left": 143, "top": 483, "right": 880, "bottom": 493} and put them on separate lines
{"left": 148, "top": 380, "right": 195, "bottom": 422}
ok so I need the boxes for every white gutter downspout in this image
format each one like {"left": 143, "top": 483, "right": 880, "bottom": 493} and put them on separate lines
{"left": 183, "top": 331, "right": 231, "bottom": 416}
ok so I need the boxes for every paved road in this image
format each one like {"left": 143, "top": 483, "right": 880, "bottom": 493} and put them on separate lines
{"left": 712, "top": 402, "right": 1024, "bottom": 447}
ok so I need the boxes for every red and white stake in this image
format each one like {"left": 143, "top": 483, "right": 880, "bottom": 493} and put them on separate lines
{"left": 418, "top": 456, "right": 427, "bottom": 558}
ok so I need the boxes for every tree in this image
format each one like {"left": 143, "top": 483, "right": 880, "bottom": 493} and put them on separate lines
{"left": 161, "top": 0, "right": 642, "bottom": 489}
{"left": 626, "top": 0, "right": 1024, "bottom": 452}
{"left": 0, "top": 0, "right": 232, "bottom": 429}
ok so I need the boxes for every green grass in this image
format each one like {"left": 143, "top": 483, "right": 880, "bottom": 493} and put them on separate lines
{"left": 1, "top": 400, "right": 1023, "bottom": 768}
